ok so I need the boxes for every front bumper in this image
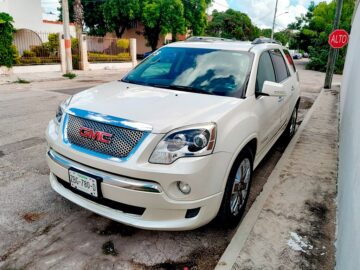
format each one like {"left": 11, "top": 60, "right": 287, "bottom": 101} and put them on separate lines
{"left": 47, "top": 149, "right": 225, "bottom": 230}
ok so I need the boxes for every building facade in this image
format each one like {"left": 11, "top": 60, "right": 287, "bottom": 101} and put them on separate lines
{"left": 0, "top": 0, "right": 76, "bottom": 38}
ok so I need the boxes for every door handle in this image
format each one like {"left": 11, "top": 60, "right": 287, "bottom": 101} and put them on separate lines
{"left": 291, "top": 86, "right": 295, "bottom": 92}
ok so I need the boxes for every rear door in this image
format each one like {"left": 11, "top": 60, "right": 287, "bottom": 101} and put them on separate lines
{"left": 269, "top": 49, "right": 293, "bottom": 126}
{"left": 283, "top": 48, "right": 300, "bottom": 110}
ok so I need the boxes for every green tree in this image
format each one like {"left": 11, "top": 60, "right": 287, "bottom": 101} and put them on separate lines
{"left": 182, "top": 0, "right": 211, "bottom": 36}
{"left": 206, "top": 9, "right": 260, "bottom": 41}
{"left": 260, "top": 28, "right": 272, "bottom": 37}
{"left": 288, "top": 0, "right": 355, "bottom": 73}
{"left": 260, "top": 28, "right": 292, "bottom": 46}
{"left": 0, "top": 13, "right": 16, "bottom": 67}
{"left": 59, "top": 0, "right": 107, "bottom": 36}
{"left": 102, "top": 0, "right": 141, "bottom": 38}
{"left": 142, "top": 0, "right": 185, "bottom": 50}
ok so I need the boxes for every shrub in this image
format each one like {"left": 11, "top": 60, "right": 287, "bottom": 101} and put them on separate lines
{"left": 17, "top": 57, "right": 60, "bottom": 65}
{"left": 19, "top": 57, "right": 41, "bottom": 65}
{"left": 38, "top": 57, "right": 60, "bottom": 64}
{"left": 46, "top": 33, "right": 59, "bottom": 54}
{"left": 117, "top": 39, "right": 129, "bottom": 50}
{"left": 0, "top": 13, "right": 16, "bottom": 67}
{"left": 88, "top": 52, "right": 131, "bottom": 62}
{"left": 30, "top": 45, "right": 50, "bottom": 57}
{"left": 72, "top": 54, "right": 80, "bottom": 70}
{"left": 71, "top": 37, "right": 79, "bottom": 55}
{"left": 11, "top": 45, "right": 20, "bottom": 65}
{"left": 118, "top": 52, "right": 131, "bottom": 58}
{"left": 22, "top": 50, "right": 36, "bottom": 57}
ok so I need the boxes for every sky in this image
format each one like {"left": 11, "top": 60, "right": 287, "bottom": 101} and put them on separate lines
{"left": 209, "top": 0, "right": 333, "bottom": 30}
{"left": 41, "top": 0, "right": 332, "bottom": 31}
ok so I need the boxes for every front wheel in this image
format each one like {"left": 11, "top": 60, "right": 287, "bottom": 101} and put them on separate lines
{"left": 214, "top": 147, "right": 253, "bottom": 228}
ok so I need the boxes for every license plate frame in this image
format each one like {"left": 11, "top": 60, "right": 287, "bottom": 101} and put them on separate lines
{"left": 68, "top": 168, "right": 103, "bottom": 198}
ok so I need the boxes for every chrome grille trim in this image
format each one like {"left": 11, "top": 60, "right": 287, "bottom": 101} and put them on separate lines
{"left": 48, "top": 149, "right": 162, "bottom": 193}
{"left": 67, "top": 108, "right": 152, "bottom": 132}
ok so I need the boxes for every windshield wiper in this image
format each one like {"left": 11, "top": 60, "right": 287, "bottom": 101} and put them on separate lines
{"left": 168, "top": 84, "right": 212, "bottom": 95}
{"left": 121, "top": 80, "right": 213, "bottom": 95}
{"left": 121, "top": 78, "right": 150, "bottom": 87}
{"left": 146, "top": 83, "right": 170, "bottom": 89}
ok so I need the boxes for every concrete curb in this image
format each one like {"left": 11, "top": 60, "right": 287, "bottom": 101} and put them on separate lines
{"left": 215, "top": 88, "right": 326, "bottom": 270}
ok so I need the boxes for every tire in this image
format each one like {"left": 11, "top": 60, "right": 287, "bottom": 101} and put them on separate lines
{"left": 281, "top": 105, "right": 298, "bottom": 144}
{"left": 214, "top": 146, "right": 254, "bottom": 228}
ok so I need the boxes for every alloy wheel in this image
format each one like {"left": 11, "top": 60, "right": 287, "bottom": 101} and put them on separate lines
{"left": 230, "top": 158, "right": 251, "bottom": 216}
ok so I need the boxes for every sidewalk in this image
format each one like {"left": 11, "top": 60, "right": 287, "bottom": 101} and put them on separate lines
{"left": 216, "top": 87, "right": 339, "bottom": 270}
{"left": 0, "top": 68, "right": 131, "bottom": 85}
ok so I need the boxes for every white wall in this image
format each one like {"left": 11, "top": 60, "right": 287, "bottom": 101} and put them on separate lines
{"left": 2, "top": 0, "right": 43, "bottom": 29}
{"left": 0, "top": 0, "right": 75, "bottom": 36}
{"left": 337, "top": 2, "right": 360, "bottom": 269}
{"left": 0, "top": 0, "right": 9, "bottom": 12}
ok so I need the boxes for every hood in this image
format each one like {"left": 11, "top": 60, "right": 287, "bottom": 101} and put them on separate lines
{"left": 68, "top": 81, "right": 243, "bottom": 133}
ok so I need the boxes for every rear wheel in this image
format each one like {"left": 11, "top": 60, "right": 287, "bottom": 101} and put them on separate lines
{"left": 281, "top": 106, "right": 298, "bottom": 144}
{"left": 214, "top": 147, "right": 253, "bottom": 227}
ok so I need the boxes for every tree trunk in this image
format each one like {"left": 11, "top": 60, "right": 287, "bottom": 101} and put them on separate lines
{"left": 144, "top": 26, "right": 160, "bottom": 51}
{"left": 115, "top": 25, "right": 126, "bottom": 38}
{"left": 172, "top": 30, "right": 177, "bottom": 42}
{"left": 73, "top": 0, "right": 83, "bottom": 69}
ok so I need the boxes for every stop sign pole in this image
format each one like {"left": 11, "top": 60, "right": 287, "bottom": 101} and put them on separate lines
{"left": 324, "top": 0, "right": 344, "bottom": 89}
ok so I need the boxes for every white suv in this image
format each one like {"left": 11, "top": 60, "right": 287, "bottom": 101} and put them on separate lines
{"left": 46, "top": 37, "right": 300, "bottom": 230}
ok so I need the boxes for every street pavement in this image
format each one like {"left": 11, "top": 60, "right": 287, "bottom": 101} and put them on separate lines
{"left": 0, "top": 62, "right": 341, "bottom": 269}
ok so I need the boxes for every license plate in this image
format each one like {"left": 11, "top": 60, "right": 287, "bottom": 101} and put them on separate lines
{"left": 68, "top": 169, "right": 99, "bottom": 197}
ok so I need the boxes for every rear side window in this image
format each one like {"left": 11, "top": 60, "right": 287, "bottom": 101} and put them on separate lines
{"left": 283, "top": 49, "right": 296, "bottom": 73}
{"left": 256, "top": 51, "right": 276, "bottom": 92}
{"left": 269, "top": 49, "right": 290, "bottom": 82}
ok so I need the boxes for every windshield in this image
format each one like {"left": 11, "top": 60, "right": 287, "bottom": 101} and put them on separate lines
{"left": 122, "top": 47, "right": 253, "bottom": 98}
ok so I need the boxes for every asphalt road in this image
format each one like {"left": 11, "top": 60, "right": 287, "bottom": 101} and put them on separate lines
{"left": 0, "top": 62, "right": 341, "bottom": 270}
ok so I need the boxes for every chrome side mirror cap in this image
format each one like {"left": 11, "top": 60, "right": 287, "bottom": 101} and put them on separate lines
{"left": 260, "top": 81, "right": 287, "bottom": 97}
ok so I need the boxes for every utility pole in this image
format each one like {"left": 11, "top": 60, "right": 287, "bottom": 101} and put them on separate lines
{"left": 62, "top": 0, "right": 73, "bottom": 73}
{"left": 271, "top": 0, "right": 279, "bottom": 39}
{"left": 324, "top": 0, "right": 344, "bottom": 89}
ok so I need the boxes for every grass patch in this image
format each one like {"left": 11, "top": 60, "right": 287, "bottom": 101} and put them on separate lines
{"left": 63, "top": 72, "right": 77, "bottom": 79}
{"left": 15, "top": 78, "right": 30, "bottom": 84}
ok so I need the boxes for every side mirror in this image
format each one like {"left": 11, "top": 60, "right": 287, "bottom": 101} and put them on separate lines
{"left": 259, "top": 81, "right": 287, "bottom": 97}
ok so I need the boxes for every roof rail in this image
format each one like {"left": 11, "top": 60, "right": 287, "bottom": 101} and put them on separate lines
{"left": 252, "top": 37, "right": 282, "bottom": 45}
{"left": 186, "top": 36, "right": 235, "bottom": 42}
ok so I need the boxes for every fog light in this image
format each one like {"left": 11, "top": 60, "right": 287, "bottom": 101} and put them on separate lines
{"left": 177, "top": 181, "right": 191, "bottom": 194}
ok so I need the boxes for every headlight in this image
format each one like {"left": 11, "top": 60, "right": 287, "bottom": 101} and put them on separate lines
{"left": 149, "top": 123, "right": 216, "bottom": 164}
{"left": 54, "top": 96, "right": 72, "bottom": 125}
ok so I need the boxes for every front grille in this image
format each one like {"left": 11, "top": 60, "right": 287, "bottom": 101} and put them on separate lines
{"left": 66, "top": 114, "right": 145, "bottom": 158}
{"left": 56, "top": 177, "right": 145, "bottom": 216}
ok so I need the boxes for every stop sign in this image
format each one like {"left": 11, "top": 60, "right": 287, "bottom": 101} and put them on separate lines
{"left": 328, "top": 29, "right": 349, "bottom": 49}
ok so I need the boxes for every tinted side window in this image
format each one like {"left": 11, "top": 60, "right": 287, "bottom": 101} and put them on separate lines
{"left": 283, "top": 49, "right": 296, "bottom": 73}
{"left": 256, "top": 51, "right": 276, "bottom": 93}
{"left": 269, "top": 49, "right": 290, "bottom": 82}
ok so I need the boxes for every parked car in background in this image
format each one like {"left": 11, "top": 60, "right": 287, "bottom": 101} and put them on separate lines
{"left": 46, "top": 37, "right": 300, "bottom": 230}
{"left": 303, "top": 52, "right": 309, "bottom": 58}
{"left": 292, "top": 52, "right": 303, "bottom": 59}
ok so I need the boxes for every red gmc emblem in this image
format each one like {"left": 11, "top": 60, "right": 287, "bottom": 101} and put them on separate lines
{"left": 79, "top": 127, "right": 113, "bottom": 144}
